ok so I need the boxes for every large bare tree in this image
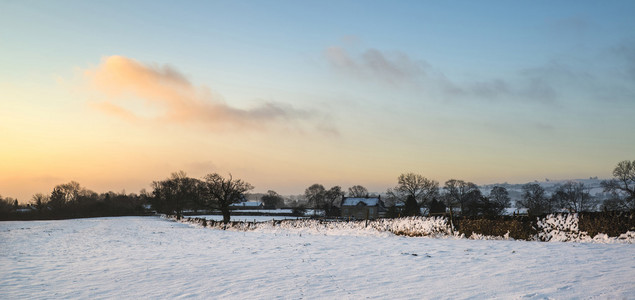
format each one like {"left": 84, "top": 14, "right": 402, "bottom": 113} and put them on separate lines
{"left": 347, "top": 185, "right": 369, "bottom": 197}
{"left": 387, "top": 173, "right": 439, "bottom": 206}
{"left": 601, "top": 160, "right": 635, "bottom": 211}
{"left": 203, "top": 173, "right": 254, "bottom": 224}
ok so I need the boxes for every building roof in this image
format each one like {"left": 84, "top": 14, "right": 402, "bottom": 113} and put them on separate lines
{"left": 341, "top": 197, "right": 382, "bottom": 207}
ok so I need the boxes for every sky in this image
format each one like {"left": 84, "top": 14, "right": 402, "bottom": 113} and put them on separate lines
{"left": 1, "top": 0, "right": 634, "bottom": 202}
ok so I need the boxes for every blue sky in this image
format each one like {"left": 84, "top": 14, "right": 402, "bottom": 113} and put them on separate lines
{"left": 1, "top": 0, "right": 634, "bottom": 200}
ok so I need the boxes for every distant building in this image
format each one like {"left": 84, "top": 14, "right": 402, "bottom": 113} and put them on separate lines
{"left": 341, "top": 196, "right": 386, "bottom": 220}
{"left": 16, "top": 205, "right": 36, "bottom": 213}
{"left": 229, "top": 201, "right": 264, "bottom": 210}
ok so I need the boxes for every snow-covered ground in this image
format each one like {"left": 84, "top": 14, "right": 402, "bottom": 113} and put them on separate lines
{"left": 1, "top": 216, "right": 634, "bottom": 299}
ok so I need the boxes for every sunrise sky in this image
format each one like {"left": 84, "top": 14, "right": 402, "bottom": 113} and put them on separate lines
{"left": 1, "top": 1, "right": 634, "bottom": 202}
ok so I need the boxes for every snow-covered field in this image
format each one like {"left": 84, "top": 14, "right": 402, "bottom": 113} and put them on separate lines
{"left": 1, "top": 216, "right": 634, "bottom": 299}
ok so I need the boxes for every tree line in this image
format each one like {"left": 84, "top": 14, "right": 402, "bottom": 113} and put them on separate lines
{"left": 382, "top": 160, "right": 634, "bottom": 217}
{"left": 0, "top": 181, "right": 148, "bottom": 220}
{"left": 1, "top": 160, "right": 633, "bottom": 221}
{"left": 301, "top": 160, "right": 635, "bottom": 217}
{"left": 0, "top": 171, "right": 254, "bottom": 223}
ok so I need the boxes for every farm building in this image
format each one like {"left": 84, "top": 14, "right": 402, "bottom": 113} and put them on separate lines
{"left": 341, "top": 196, "right": 386, "bottom": 220}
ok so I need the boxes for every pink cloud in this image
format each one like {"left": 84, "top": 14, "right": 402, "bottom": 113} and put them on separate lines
{"left": 85, "top": 55, "right": 314, "bottom": 130}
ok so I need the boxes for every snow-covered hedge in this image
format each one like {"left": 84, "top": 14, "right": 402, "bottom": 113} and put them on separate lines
{"left": 167, "top": 214, "right": 634, "bottom": 243}
{"left": 536, "top": 213, "right": 587, "bottom": 242}
{"left": 456, "top": 218, "right": 534, "bottom": 240}
{"left": 371, "top": 216, "right": 453, "bottom": 237}
{"left": 537, "top": 213, "right": 635, "bottom": 243}
{"left": 169, "top": 215, "right": 453, "bottom": 237}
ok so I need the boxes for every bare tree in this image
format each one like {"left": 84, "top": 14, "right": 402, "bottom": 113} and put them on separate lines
{"left": 261, "top": 190, "right": 284, "bottom": 209}
{"left": 304, "top": 184, "right": 326, "bottom": 215}
{"left": 601, "top": 160, "right": 635, "bottom": 211}
{"left": 58, "top": 181, "right": 81, "bottom": 204}
{"left": 48, "top": 181, "right": 85, "bottom": 210}
{"left": 49, "top": 187, "right": 66, "bottom": 211}
{"left": 517, "top": 183, "right": 552, "bottom": 215}
{"left": 0, "top": 195, "right": 14, "bottom": 214}
{"left": 324, "top": 186, "right": 344, "bottom": 217}
{"left": 387, "top": 173, "right": 438, "bottom": 206}
{"left": 552, "top": 181, "right": 597, "bottom": 212}
{"left": 442, "top": 179, "right": 479, "bottom": 214}
{"left": 347, "top": 185, "right": 369, "bottom": 197}
{"left": 203, "top": 173, "right": 254, "bottom": 224}
{"left": 31, "top": 193, "right": 49, "bottom": 212}
{"left": 151, "top": 171, "right": 201, "bottom": 216}
{"left": 489, "top": 186, "right": 511, "bottom": 211}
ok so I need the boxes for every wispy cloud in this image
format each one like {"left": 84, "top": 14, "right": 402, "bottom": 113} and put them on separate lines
{"left": 84, "top": 55, "right": 323, "bottom": 132}
{"left": 325, "top": 46, "right": 427, "bottom": 86}
{"left": 324, "top": 44, "right": 570, "bottom": 104}
{"left": 547, "top": 16, "right": 592, "bottom": 38}
{"left": 612, "top": 40, "right": 635, "bottom": 81}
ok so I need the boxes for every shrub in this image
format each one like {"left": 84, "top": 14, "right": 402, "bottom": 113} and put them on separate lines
{"left": 456, "top": 216, "right": 535, "bottom": 240}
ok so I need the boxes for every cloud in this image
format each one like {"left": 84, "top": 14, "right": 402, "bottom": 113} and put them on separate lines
{"left": 439, "top": 73, "right": 559, "bottom": 105}
{"left": 324, "top": 44, "right": 561, "bottom": 104}
{"left": 442, "top": 78, "right": 512, "bottom": 100}
{"left": 468, "top": 79, "right": 511, "bottom": 98}
{"left": 519, "top": 77, "right": 558, "bottom": 103}
{"left": 611, "top": 40, "right": 635, "bottom": 81}
{"left": 547, "top": 16, "right": 592, "bottom": 37}
{"left": 84, "top": 55, "right": 316, "bottom": 131}
{"left": 185, "top": 160, "right": 218, "bottom": 176}
{"left": 91, "top": 101, "right": 138, "bottom": 122}
{"left": 325, "top": 46, "right": 426, "bottom": 85}
{"left": 324, "top": 36, "right": 635, "bottom": 108}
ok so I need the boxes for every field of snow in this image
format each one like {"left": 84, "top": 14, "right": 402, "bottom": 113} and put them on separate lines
{"left": 2, "top": 216, "right": 634, "bottom": 299}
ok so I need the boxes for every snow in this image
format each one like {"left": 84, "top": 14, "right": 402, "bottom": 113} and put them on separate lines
{"left": 183, "top": 214, "right": 635, "bottom": 243}
{"left": 536, "top": 213, "right": 635, "bottom": 243}
{"left": 183, "top": 216, "right": 453, "bottom": 238}
{"left": 2, "top": 216, "right": 634, "bottom": 299}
